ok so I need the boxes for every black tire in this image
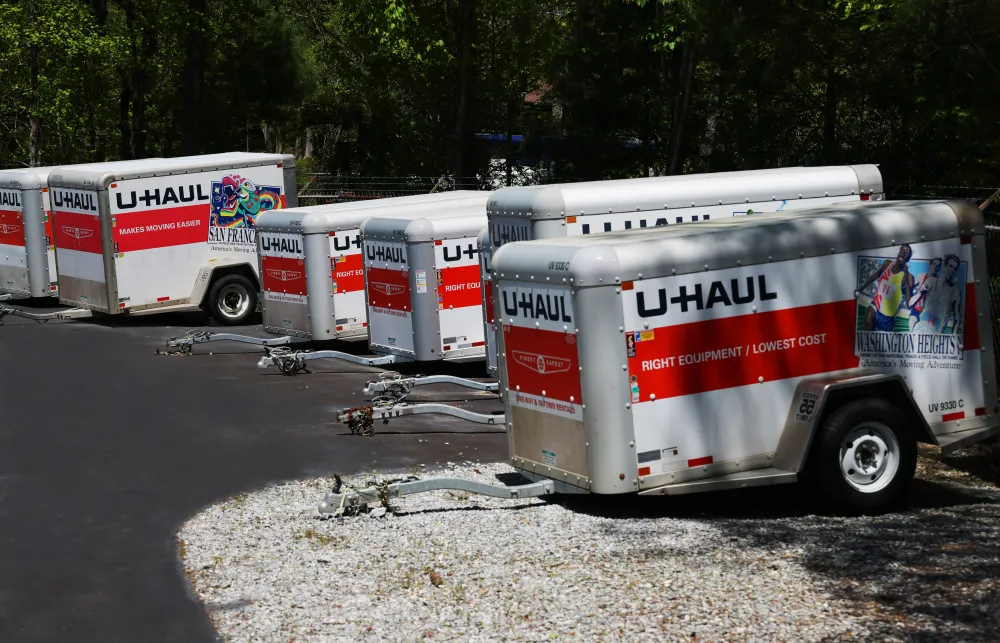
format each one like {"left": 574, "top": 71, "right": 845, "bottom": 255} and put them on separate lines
{"left": 807, "top": 398, "right": 916, "bottom": 512}
{"left": 206, "top": 273, "right": 258, "bottom": 326}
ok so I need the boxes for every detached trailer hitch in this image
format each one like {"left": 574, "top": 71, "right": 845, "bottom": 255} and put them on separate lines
{"left": 159, "top": 330, "right": 300, "bottom": 356}
{"left": 363, "top": 371, "right": 500, "bottom": 400}
{"left": 257, "top": 347, "right": 406, "bottom": 375}
{"left": 0, "top": 304, "right": 92, "bottom": 325}
{"left": 337, "top": 398, "right": 506, "bottom": 435}
{"left": 319, "top": 476, "right": 554, "bottom": 517}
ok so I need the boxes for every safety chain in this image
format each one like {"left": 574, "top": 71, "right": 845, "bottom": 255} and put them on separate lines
{"left": 344, "top": 406, "right": 375, "bottom": 436}
{"left": 370, "top": 370, "right": 425, "bottom": 403}
{"left": 326, "top": 470, "right": 421, "bottom": 518}
{"left": 267, "top": 347, "right": 308, "bottom": 375}
{"left": 157, "top": 330, "right": 213, "bottom": 355}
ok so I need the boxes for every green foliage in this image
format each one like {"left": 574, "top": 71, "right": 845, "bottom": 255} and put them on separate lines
{"left": 0, "top": 0, "right": 997, "bottom": 192}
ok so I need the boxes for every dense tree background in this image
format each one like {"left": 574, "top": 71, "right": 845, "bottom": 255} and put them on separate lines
{"left": 1, "top": 0, "right": 998, "bottom": 192}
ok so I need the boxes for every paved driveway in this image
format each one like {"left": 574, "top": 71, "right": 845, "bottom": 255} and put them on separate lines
{"left": 0, "top": 304, "right": 506, "bottom": 642}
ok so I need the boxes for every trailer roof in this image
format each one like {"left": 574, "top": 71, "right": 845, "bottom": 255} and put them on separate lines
{"left": 487, "top": 165, "right": 882, "bottom": 220}
{"left": 47, "top": 153, "right": 294, "bottom": 190}
{"left": 0, "top": 159, "right": 167, "bottom": 190}
{"left": 257, "top": 191, "right": 489, "bottom": 234}
{"left": 492, "top": 200, "right": 981, "bottom": 285}
{"left": 362, "top": 210, "right": 489, "bottom": 243}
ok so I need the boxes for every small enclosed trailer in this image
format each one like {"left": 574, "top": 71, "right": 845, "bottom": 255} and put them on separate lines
{"left": 46, "top": 153, "right": 295, "bottom": 324}
{"left": 321, "top": 200, "right": 998, "bottom": 512}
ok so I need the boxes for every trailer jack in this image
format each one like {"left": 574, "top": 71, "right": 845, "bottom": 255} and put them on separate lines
{"left": 318, "top": 475, "right": 554, "bottom": 516}
{"left": 0, "top": 304, "right": 92, "bottom": 325}
{"left": 337, "top": 398, "right": 506, "bottom": 435}
{"left": 257, "top": 347, "right": 406, "bottom": 375}
{"left": 159, "top": 330, "right": 302, "bottom": 355}
{"left": 363, "top": 371, "right": 499, "bottom": 399}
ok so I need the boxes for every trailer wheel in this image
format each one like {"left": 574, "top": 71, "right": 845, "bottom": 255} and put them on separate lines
{"left": 207, "top": 274, "right": 258, "bottom": 326}
{"left": 809, "top": 398, "right": 916, "bottom": 512}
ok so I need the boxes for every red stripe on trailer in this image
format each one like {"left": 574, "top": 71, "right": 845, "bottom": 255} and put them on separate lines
{"left": 261, "top": 255, "right": 307, "bottom": 296}
{"left": 860, "top": 194, "right": 870, "bottom": 201}
{"left": 331, "top": 253, "right": 364, "bottom": 293}
{"left": 484, "top": 280, "right": 495, "bottom": 323}
{"left": 688, "top": 456, "right": 714, "bottom": 468}
{"left": 503, "top": 324, "right": 582, "bottom": 405}
{"left": 472, "top": 340, "right": 485, "bottom": 347}
{"left": 637, "top": 466, "right": 651, "bottom": 477}
{"left": 960, "top": 235, "right": 972, "bottom": 245}
{"left": 367, "top": 266, "right": 410, "bottom": 311}
{"left": 157, "top": 296, "right": 170, "bottom": 302}
{"left": 112, "top": 204, "right": 209, "bottom": 252}
{"left": 53, "top": 211, "right": 103, "bottom": 254}
{"left": 627, "top": 299, "right": 859, "bottom": 401}
{"left": 437, "top": 264, "right": 482, "bottom": 309}
{"left": 963, "top": 283, "right": 980, "bottom": 350}
{"left": 942, "top": 411, "right": 965, "bottom": 422}
{"left": 0, "top": 210, "right": 25, "bottom": 247}
{"left": 975, "top": 407, "right": 987, "bottom": 416}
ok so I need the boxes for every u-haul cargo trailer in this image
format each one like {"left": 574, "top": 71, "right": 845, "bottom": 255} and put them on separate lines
{"left": 479, "top": 164, "right": 884, "bottom": 377}
{"left": 0, "top": 166, "right": 58, "bottom": 299}
{"left": 0, "top": 160, "right": 167, "bottom": 301}
{"left": 256, "top": 192, "right": 489, "bottom": 340}
{"left": 47, "top": 153, "right": 295, "bottom": 324}
{"left": 320, "top": 199, "right": 998, "bottom": 512}
{"left": 489, "top": 199, "right": 997, "bottom": 509}
{"left": 363, "top": 212, "right": 488, "bottom": 362}
{"left": 257, "top": 207, "right": 494, "bottom": 377}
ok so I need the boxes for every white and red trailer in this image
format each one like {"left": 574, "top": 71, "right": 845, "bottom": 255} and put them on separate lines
{"left": 0, "top": 160, "right": 167, "bottom": 302}
{"left": 322, "top": 199, "right": 998, "bottom": 512}
{"left": 255, "top": 192, "right": 489, "bottom": 342}
{"left": 480, "top": 164, "right": 884, "bottom": 377}
{"left": 46, "top": 153, "right": 295, "bottom": 324}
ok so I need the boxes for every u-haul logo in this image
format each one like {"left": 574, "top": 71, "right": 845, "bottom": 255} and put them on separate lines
{"left": 0, "top": 224, "right": 21, "bottom": 235}
{"left": 332, "top": 234, "right": 362, "bottom": 252}
{"left": 52, "top": 190, "right": 98, "bottom": 212}
{"left": 266, "top": 269, "right": 302, "bottom": 282}
{"left": 0, "top": 191, "right": 20, "bottom": 207}
{"left": 371, "top": 282, "right": 405, "bottom": 296}
{"left": 635, "top": 275, "right": 778, "bottom": 318}
{"left": 490, "top": 221, "right": 530, "bottom": 249}
{"left": 365, "top": 244, "right": 405, "bottom": 264}
{"left": 62, "top": 226, "right": 94, "bottom": 240}
{"left": 442, "top": 242, "right": 477, "bottom": 262}
{"left": 260, "top": 235, "right": 303, "bottom": 255}
{"left": 503, "top": 289, "right": 572, "bottom": 322}
{"left": 512, "top": 350, "right": 571, "bottom": 375}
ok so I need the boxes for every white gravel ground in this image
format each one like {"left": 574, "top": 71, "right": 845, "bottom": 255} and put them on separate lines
{"left": 179, "top": 449, "right": 1000, "bottom": 643}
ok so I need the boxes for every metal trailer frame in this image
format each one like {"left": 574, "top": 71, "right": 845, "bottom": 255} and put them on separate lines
{"left": 0, "top": 303, "right": 92, "bottom": 324}
{"left": 492, "top": 199, "right": 999, "bottom": 498}
{"left": 47, "top": 152, "right": 296, "bottom": 319}
{"left": 370, "top": 165, "right": 887, "bottom": 406}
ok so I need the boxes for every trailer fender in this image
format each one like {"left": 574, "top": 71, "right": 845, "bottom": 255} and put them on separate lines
{"left": 191, "top": 259, "right": 260, "bottom": 308}
{"left": 774, "top": 369, "right": 934, "bottom": 473}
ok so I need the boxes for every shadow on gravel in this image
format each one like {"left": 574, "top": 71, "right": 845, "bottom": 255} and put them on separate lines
{"left": 493, "top": 463, "right": 1000, "bottom": 639}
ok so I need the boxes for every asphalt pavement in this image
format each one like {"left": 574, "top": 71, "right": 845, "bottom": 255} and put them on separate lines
{"left": 0, "top": 302, "right": 507, "bottom": 642}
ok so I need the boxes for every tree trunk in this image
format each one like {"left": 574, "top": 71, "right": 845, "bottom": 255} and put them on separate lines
{"left": 699, "top": 66, "right": 721, "bottom": 163}
{"left": 455, "top": 0, "right": 477, "bottom": 181}
{"left": 666, "top": 31, "right": 699, "bottom": 176}
{"left": 180, "top": 0, "right": 206, "bottom": 155}
{"left": 28, "top": 28, "right": 41, "bottom": 166}
{"left": 262, "top": 123, "right": 275, "bottom": 153}
{"left": 119, "top": 77, "right": 132, "bottom": 159}
{"left": 505, "top": 98, "right": 516, "bottom": 187}
{"left": 304, "top": 127, "right": 315, "bottom": 158}
{"left": 822, "top": 65, "right": 838, "bottom": 165}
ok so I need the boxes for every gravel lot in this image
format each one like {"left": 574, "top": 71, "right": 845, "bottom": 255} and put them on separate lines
{"left": 179, "top": 446, "right": 1000, "bottom": 642}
